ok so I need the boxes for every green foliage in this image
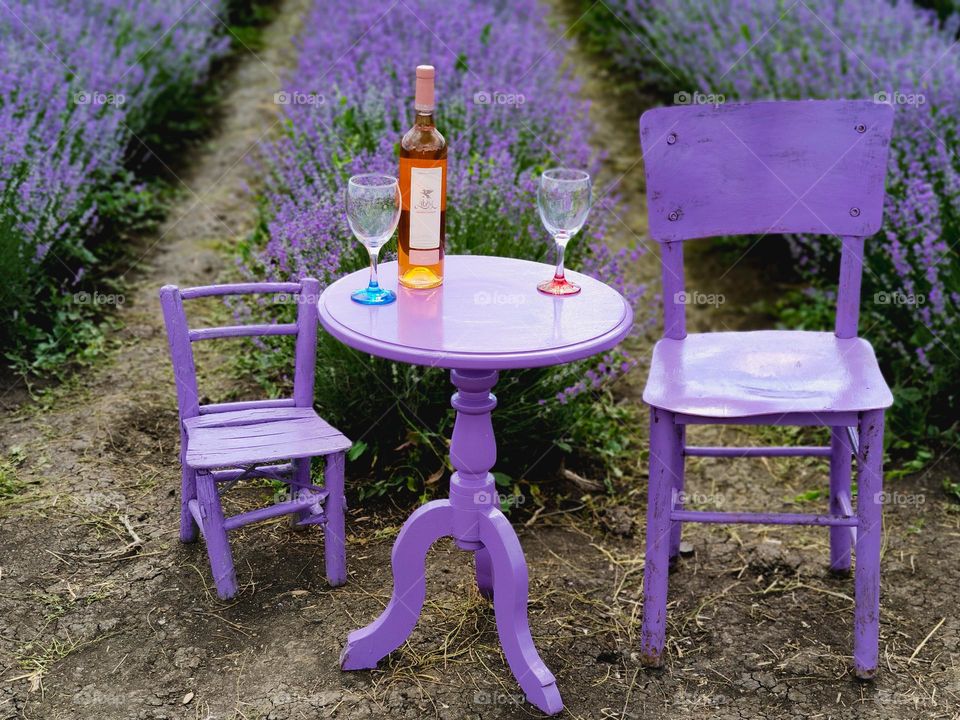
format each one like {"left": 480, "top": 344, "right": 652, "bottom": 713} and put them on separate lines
{"left": 944, "top": 477, "right": 960, "bottom": 503}
{"left": 226, "top": 1, "right": 280, "bottom": 50}
{"left": 563, "top": 1, "right": 629, "bottom": 60}
{"left": 915, "top": 0, "right": 960, "bottom": 24}
{"left": 2, "top": 172, "right": 163, "bottom": 379}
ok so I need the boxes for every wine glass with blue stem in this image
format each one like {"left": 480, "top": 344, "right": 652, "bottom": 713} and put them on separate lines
{"left": 347, "top": 174, "right": 401, "bottom": 305}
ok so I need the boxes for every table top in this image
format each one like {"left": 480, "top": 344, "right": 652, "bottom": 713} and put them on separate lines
{"left": 317, "top": 255, "right": 633, "bottom": 370}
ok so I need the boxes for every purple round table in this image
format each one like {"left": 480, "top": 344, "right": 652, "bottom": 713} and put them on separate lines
{"left": 319, "top": 255, "right": 632, "bottom": 715}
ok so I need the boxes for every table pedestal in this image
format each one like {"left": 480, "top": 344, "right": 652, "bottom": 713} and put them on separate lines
{"left": 340, "top": 369, "right": 562, "bottom": 715}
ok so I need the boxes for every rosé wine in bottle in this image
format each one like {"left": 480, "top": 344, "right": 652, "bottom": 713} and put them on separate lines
{"left": 398, "top": 65, "right": 446, "bottom": 289}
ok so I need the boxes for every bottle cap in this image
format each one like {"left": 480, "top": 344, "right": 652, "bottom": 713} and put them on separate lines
{"left": 415, "top": 65, "right": 435, "bottom": 111}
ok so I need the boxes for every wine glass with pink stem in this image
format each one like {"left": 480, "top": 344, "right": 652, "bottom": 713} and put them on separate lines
{"left": 536, "top": 168, "right": 592, "bottom": 296}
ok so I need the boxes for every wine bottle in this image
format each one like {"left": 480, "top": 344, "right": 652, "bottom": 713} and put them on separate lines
{"left": 399, "top": 65, "right": 446, "bottom": 289}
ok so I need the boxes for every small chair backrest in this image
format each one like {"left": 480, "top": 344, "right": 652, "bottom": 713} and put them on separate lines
{"left": 159, "top": 280, "right": 321, "bottom": 425}
{"left": 639, "top": 99, "right": 894, "bottom": 340}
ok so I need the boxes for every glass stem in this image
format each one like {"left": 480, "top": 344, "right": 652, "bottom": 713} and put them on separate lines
{"left": 368, "top": 246, "right": 381, "bottom": 289}
{"left": 554, "top": 232, "right": 570, "bottom": 280}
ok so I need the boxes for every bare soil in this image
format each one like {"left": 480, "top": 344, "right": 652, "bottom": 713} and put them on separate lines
{"left": 1, "top": 2, "right": 958, "bottom": 719}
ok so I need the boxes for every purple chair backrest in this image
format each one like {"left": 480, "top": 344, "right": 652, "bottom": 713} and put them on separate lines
{"left": 159, "top": 280, "right": 321, "bottom": 424}
{"left": 639, "top": 99, "right": 894, "bottom": 339}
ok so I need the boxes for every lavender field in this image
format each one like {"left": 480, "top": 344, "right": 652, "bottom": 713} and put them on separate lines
{"left": 0, "top": 0, "right": 958, "bottom": 718}
{"left": 0, "top": 0, "right": 242, "bottom": 374}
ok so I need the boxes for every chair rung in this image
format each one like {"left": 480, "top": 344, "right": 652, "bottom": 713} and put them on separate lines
{"left": 846, "top": 426, "right": 860, "bottom": 455}
{"left": 836, "top": 490, "right": 853, "bottom": 517}
{"left": 675, "top": 411, "right": 861, "bottom": 427}
{"left": 670, "top": 509, "right": 857, "bottom": 527}
{"left": 836, "top": 491, "right": 858, "bottom": 544}
{"left": 180, "top": 282, "right": 302, "bottom": 299}
{"left": 210, "top": 463, "right": 293, "bottom": 483}
{"left": 189, "top": 323, "right": 298, "bottom": 342}
{"left": 223, "top": 491, "right": 328, "bottom": 531}
{"left": 188, "top": 498, "right": 203, "bottom": 531}
{"left": 294, "top": 512, "right": 327, "bottom": 527}
{"left": 685, "top": 446, "right": 832, "bottom": 457}
{"left": 198, "top": 399, "right": 296, "bottom": 415}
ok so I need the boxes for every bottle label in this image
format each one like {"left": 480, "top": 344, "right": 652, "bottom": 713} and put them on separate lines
{"left": 401, "top": 158, "right": 445, "bottom": 263}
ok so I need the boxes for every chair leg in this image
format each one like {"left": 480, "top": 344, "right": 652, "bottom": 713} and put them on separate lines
{"left": 324, "top": 452, "right": 347, "bottom": 587}
{"left": 196, "top": 470, "right": 238, "bottom": 600}
{"left": 641, "top": 407, "right": 681, "bottom": 667}
{"left": 180, "top": 465, "right": 199, "bottom": 543}
{"left": 669, "top": 425, "right": 686, "bottom": 565}
{"left": 854, "top": 409, "right": 884, "bottom": 679}
{"left": 829, "top": 427, "right": 853, "bottom": 574}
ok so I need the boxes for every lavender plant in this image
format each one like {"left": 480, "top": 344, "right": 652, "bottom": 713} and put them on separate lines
{"left": 239, "top": 0, "right": 647, "bottom": 495}
{"left": 1, "top": 0, "right": 232, "bottom": 371}
{"left": 597, "top": 0, "right": 960, "bottom": 449}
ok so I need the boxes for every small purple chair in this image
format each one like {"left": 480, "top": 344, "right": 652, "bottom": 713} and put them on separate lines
{"left": 160, "top": 279, "right": 352, "bottom": 599}
{"left": 638, "top": 100, "right": 894, "bottom": 678}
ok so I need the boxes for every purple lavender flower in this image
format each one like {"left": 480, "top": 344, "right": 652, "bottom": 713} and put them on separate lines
{"left": 1, "top": 0, "right": 231, "bottom": 337}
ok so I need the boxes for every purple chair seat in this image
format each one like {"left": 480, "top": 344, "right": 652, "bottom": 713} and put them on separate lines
{"left": 643, "top": 330, "right": 893, "bottom": 418}
{"left": 184, "top": 407, "right": 352, "bottom": 470}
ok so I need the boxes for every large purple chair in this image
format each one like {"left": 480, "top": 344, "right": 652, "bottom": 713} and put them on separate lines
{"left": 160, "top": 279, "right": 352, "bottom": 599}
{"left": 638, "top": 100, "right": 894, "bottom": 679}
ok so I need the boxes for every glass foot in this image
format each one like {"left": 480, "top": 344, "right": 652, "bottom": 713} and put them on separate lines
{"left": 351, "top": 285, "right": 396, "bottom": 305}
{"left": 537, "top": 277, "right": 581, "bottom": 296}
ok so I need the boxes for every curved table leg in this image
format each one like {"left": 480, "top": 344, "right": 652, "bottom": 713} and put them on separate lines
{"left": 342, "top": 368, "right": 561, "bottom": 715}
{"left": 340, "top": 499, "right": 453, "bottom": 670}
{"left": 479, "top": 508, "right": 562, "bottom": 715}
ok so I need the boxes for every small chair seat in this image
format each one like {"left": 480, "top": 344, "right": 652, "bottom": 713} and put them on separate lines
{"left": 643, "top": 330, "right": 893, "bottom": 418}
{"left": 184, "top": 407, "right": 352, "bottom": 470}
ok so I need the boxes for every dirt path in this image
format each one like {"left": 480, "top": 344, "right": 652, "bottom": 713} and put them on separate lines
{"left": 1, "top": 1, "right": 958, "bottom": 719}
